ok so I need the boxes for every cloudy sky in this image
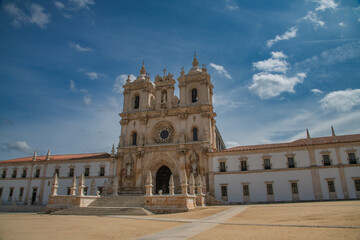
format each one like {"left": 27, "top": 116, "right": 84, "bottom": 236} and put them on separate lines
{"left": 0, "top": 0, "right": 360, "bottom": 160}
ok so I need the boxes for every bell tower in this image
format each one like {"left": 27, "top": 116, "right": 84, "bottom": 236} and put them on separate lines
{"left": 154, "top": 69, "right": 178, "bottom": 110}
{"left": 178, "top": 53, "right": 214, "bottom": 107}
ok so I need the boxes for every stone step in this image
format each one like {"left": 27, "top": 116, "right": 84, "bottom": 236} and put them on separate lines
{"left": 89, "top": 195, "right": 145, "bottom": 207}
{"left": 51, "top": 206, "right": 153, "bottom": 216}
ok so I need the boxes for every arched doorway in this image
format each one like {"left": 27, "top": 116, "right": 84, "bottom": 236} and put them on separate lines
{"left": 156, "top": 165, "right": 172, "bottom": 194}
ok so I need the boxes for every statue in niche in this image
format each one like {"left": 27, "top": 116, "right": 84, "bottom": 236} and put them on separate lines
{"left": 161, "top": 91, "right": 167, "bottom": 103}
{"left": 126, "top": 162, "right": 132, "bottom": 178}
{"left": 190, "top": 151, "right": 199, "bottom": 174}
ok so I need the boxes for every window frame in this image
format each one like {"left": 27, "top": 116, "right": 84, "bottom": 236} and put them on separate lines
{"left": 191, "top": 88, "right": 198, "bottom": 103}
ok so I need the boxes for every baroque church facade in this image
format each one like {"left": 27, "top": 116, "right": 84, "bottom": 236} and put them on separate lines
{"left": 0, "top": 55, "right": 359, "bottom": 209}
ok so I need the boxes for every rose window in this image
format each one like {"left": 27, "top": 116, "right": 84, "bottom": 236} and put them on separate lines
{"left": 154, "top": 125, "right": 174, "bottom": 143}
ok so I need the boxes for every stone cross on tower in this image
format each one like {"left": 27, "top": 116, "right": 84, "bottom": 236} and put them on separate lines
{"left": 162, "top": 68, "right": 167, "bottom": 78}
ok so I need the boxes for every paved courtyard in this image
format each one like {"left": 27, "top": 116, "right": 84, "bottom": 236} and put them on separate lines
{"left": 0, "top": 201, "right": 359, "bottom": 240}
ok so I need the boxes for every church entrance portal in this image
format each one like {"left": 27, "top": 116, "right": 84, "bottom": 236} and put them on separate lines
{"left": 156, "top": 166, "right": 172, "bottom": 194}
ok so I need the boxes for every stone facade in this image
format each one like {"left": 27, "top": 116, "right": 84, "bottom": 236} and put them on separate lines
{"left": 116, "top": 55, "right": 225, "bottom": 195}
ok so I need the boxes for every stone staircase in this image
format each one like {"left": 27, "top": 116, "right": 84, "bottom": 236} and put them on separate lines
{"left": 51, "top": 195, "right": 153, "bottom": 216}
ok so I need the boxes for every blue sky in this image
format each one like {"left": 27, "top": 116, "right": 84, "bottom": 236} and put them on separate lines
{"left": 0, "top": 0, "right": 360, "bottom": 160}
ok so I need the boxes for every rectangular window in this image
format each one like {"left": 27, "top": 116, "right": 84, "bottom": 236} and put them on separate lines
{"left": 84, "top": 187, "right": 88, "bottom": 196}
{"left": 266, "top": 183, "right": 273, "bottom": 195}
{"left": 0, "top": 188, "right": 3, "bottom": 197}
{"left": 9, "top": 187, "right": 14, "bottom": 197}
{"left": 354, "top": 180, "right": 360, "bottom": 192}
{"left": 221, "top": 186, "right": 228, "bottom": 197}
{"left": 240, "top": 161, "right": 247, "bottom": 171}
{"left": 348, "top": 153, "right": 357, "bottom": 164}
{"left": 99, "top": 167, "right": 105, "bottom": 176}
{"left": 12, "top": 169, "right": 17, "bottom": 178}
{"left": 84, "top": 167, "right": 90, "bottom": 177}
{"left": 19, "top": 187, "right": 24, "bottom": 198}
{"left": 22, "top": 169, "right": 27, "bottom": 178}
{"left": 264, "top": 159, "right": 271, "bottom": 170}
{"left": 243, "top": 185, "right": 249, "bottom": 196}
{"left": 35, "top": 169, "right": 40, "bottom": 178}
{"left": 219, "top": 162, "right": 226, "bottom": 172}
{"left": 328, "top": 181, "right": 335, "bottom": 193}
{"left": 288, "top": 157, "right": 295, "bottom": 168}
{"left": 323, "top": 155, "right": 331, "bottom": 166}
{"left": 54, "top": 168, "right": 60, "bottom": 177}
{"left": 2, "top": 170, "right": 6, "bottom": 178}
{"left": 291, "top": 182, "right": 298, "bottom": 194}
{"left": 67, "top": 188, "right": 71, "bottom": 195}
{"left": 69, "top": 168, "right": 74, "bottom": 177}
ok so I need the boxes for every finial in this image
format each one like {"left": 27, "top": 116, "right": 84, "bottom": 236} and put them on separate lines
{"left": 331, "top": 126, "right": 336, "bottom": 137}
{"left": 162, "top": 68, "right": 167, "bottom": 78}
{"left": 306, "top": 128, "right": 310, "bottom": 139}
{"left": 140, "top": 62, "right": 146, "bottom": 74}
{"left": 192, "top": 52, "right": 199, "bottom": 67}
{"left": 46, "top": 149, "right": 50, "bottom": 160}
{"left": 126, "top": 75, "right": 131, "bottom": 83}
{"left": 32, "top": 150, "right": 37, "bottom": 161}
{"left": 111, "top": 144, "right": 115, "bottom": 156}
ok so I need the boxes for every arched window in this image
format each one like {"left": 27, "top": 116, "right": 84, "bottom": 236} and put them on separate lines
{"left": 132, "top": 132, "right": 137, "bottom": 146}
{"left": 193, "top": 127, "right": 198, "bottom": 141}
{"left": 134, "top": 96, "right": 140, "bottom": 109}
{"left": 191, "top": 88, "right": 198, "bottom": 103}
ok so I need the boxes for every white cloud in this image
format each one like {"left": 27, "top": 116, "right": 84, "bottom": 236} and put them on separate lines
{"left": 54, "top": 1, "right": 65, "bottom": 9}
{"left": 86, "top": 72, "right": 104, "bottom": 80}
{"left": 69, "top": 0, "right": 95, "bottom": 10}
{"left": 312, "top": 0, "right": 337, "bottom": 11}
{"left": 320, "top": 89, "right": 360, "bottom": 112}
{"left": 3, "top": 3, "right": 51, "bottom": 29}
{"left": 69, "top": 79, "right": 77, "bottom": 92}
{"left": 339, "top": 22, "right": 346, "bottom": 27}
{"left": 225, "top": 141, "right": 240, "bottom": 148}
{"left": 294, "top": 41, "right": 360, "bottom": 71}
{"left": 304, "top": 11, "right": 325, "bottom": 27}
{"left": 267, "top": 27, "right": 297, "bottom": 47}
{"left": 271, "top": 51, "right": 287, "bottom": 59}
{"left": 311, "top": 89, "right": 324, "bottom": 94}
{"left": 107, "top": 97, "right": 120, "bottom": 110}
{"left": 2, "top": 141, "right": 33, "bottom": 154}
{"left": 225, "top": 0, "right": 238, "bottom": 10}
{"left": 209, "top": 63, "right": 232, "bottom": 79}
{"left": 249, "top": 72, "right": 306, "bottom": 99}
{"left": 69, "top": 42, "right": 92, "bottom": 52}
{"left": 113, "top": 74, "right": 136, "bottom": 94}
{"left": 83, "top": 95, "right": 91, "bottom": 105}
{"left": 253, "top": 58, "right": 288, "bottom": 73}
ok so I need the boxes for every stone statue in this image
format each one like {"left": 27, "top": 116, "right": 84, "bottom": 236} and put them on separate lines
{"left": 162, "top": 91, "right": 167, "bottom": 103}
{"left": 192, "top": 161, "right": 197, "bottom": 174}
{"left": 126, "top": 163, "right": 132, "bottom": 177}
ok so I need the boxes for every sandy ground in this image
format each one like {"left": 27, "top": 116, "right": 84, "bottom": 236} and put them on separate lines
{"left": 190, "top": 225, "right": 360, "bottom": 240}
{"left": 226, "top": 200, "right": 360, "bottom": 226}
{"left": 1, "top": 201, "right": 360, "bottom": 240}
{"left": 143, "top": 206, "right": 230, "bottom": 219}
{"left": 0, "top": 214, "right": 182, "bottom": 240}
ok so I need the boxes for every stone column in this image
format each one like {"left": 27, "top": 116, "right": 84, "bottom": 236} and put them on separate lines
{"left": 189, "top": 173, "right": 195, "bottom": 195}
{"left": 169, "top": 175, "right": 175, "bottom": 195}
{"left": 112, "top": 176, "right": 119, "bottom": 196}
{"left": 145, "top": 171, "right": 153, "bottom": 196}
{"left": 51, "top": 173, "right": 59, "bottom": 196}
{"left": 181, "top": 169, "right": 188, "bottom": 196}
{"left": 196, "top": 175, "right": 203, "bottom": 195}
{"left": 202, "top": 175, "right": 207, "bottom": 194}
{"left": 78, "top": 173, "right": 85, "bottom": 197}
{"left": 70, "top": 175, "right": 77, "bottom": 196}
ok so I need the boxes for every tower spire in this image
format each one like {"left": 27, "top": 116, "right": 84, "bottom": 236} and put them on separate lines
{"left": 192, "top": 51, "right": 199, "bottom": 67}
{"left": 46, "top": 149, "right": 51, "bottom": 160}
{"left": 306, "top": 128, "right": 310, "bottom": 139}
{"left": 140, "top": 61, "right": 146, "bottom": 74}
{"left": 331, "top": 126, "right": 336, "bottom": 136}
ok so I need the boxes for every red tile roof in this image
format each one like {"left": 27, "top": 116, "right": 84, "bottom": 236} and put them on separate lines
{"left": 0, "top": 152, "right": 111, "bottom": 164}
{"left": 223, "top": 134, "right": 360, "bottom": 152}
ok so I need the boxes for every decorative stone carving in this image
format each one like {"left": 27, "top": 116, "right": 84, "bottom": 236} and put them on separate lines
{"left": 145, "top": 171, "right": 153, "bottom": 196}
{"left": 51, "top": 173, "right": 58, "bottom": 196}
{"left": 90, "top": 179, "right": 96, "bottom": 195}
{"left": 154, "top": 124, "right": 174, "bottom": 143}
{"left": 189, "top": 173, "right": 196, "bottom": 195}
{"left": 70, "top": 175, "right": 77, "bottom": 196}
{"left": 190, "top": 151, "right": 199, "bottom": 174}
{"left": 169, "top": 175, "right": 175, "bottom": 195}
{"left": 126, "top": 162, "right": 132, "bottom": 178}
{"left": 78, "top": 173, "right": 85, "bottom": 197}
